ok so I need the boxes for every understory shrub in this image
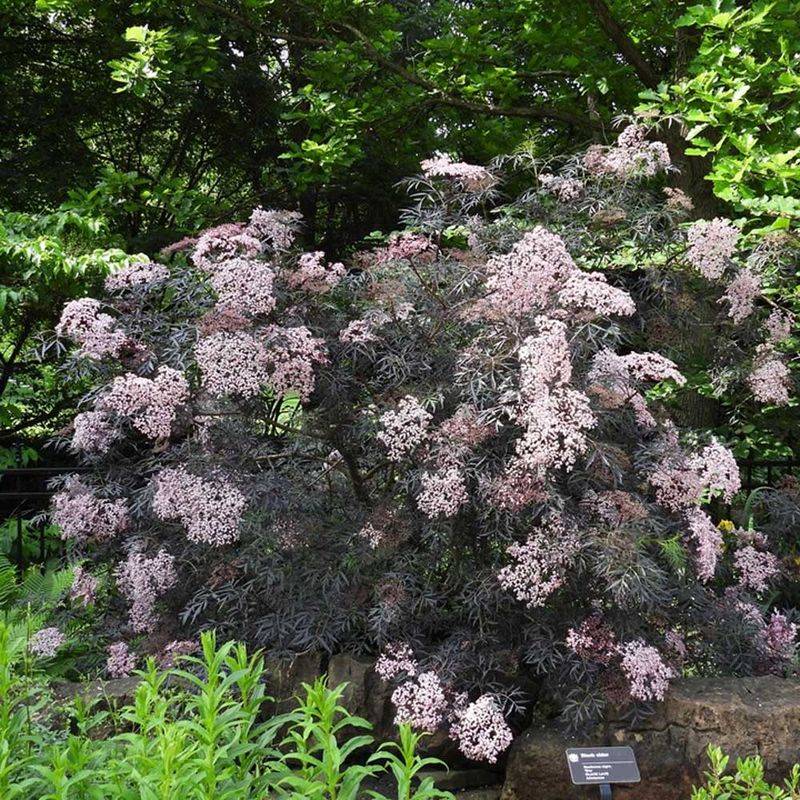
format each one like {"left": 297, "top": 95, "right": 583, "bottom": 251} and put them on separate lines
{"left": 46, "top": 126, "right": 798, "bottom": 761}
{"left": 692, "top": 745, "right": 800, "bottom": 800}
{"left": 0, "top": 625, "right": 452, "bottom": 800}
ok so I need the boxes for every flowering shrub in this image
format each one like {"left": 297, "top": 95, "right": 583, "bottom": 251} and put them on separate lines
{"left": 52, "top": 125, "right": 796, "bottom": 761}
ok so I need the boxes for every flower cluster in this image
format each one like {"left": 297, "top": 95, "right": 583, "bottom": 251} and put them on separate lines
{"left": 416, "top": 467, "right": 468, "bottom": 518}
{"left": 734, "top": 545, "right": 780, "bottom": 593}
{"left": 99, "top": 366, "right": 189, "bottom": 440}
{"left": 52, "top": 477, "right": 128, "bottom": 542}
{"left": 56, "top": 298, "right": 127, "bottom": 360}
{"left": 70, "top": 565, "right": 99, "bottom": 606}
{"left": 246, "top": 208, "right": 302, "bottom": 251}
{"left": 373, "top": 233, "right": 433, "bottom": 263}
{"left": 196, "top": 331, "right": 270, "bottom": 397}
{"left": 686, "top": 508, "right": 724, "bottom": 582}
{"left": 583, "top": 125, "right": 670, "bottom": 179}
{"left": 391, "top": 671, "right": 448, "bottom": 732}
{"left": 208, "top": 258, "right": 276, "bottom": 316}
{"left": 498, "top": 517, "right": 580, "bottom": 608}
{"left": 29, "top": 627, "right": 65, "bottom": 658}
{"left": 566, "top": 614, "right": 617, "bottom": 664}
{"left": 105, "top": 260, "right": 169, "bottom": 291}
{"left": 748, "top": 353, "right": 791, "bottom": 406}
{"left": 114, "top": 549, "right": 177, "bottom": 632}
{"left": 764, "top": 611, "right": 797, "bottom": 659}
{"left": 450, "top": 695, "right": 514, "bottom": 764}
{"left": 153, "top": 466, "right": 247, "bottom": 546}
{"left": 72, "top": 410, "right": 117, "bottom": 454}
{"left": 539, "top": 173, "right": 584, "bottom": 202}
{"left": 375, "top": 642, "right": 418, "bottom": 681}
{"left": 721, "top": 268, "right": 760, "bottom": 323}
{"left": 264, "top": 325, "right": 328, "bottom": 402}
{"left": 421, "top": 154, "right": 496, "bottom": 191}
{"left": 765, "top": 309, "right": 794, "bottom": 343}
{"left": 618, "top": 640, "right": 672, "bottom": 702}
{"left": 106, "top": 641, "right": 137, "bottom": 678}
{"left": 377, "top": 396, "right": 432, "bottom": 462}
{"left": 685, "top": 218, "right": 739, "bottom": 280}
{"left": 191, "top": 222, "right": 262, "bottom": 270}
{"left": 688, "top": 439, "right": 742, "bottom": 502}
{"left": 287, "top": 251, "right": 346, "bottom": 293}
{"left": 158, "top": 639, "right": 198, "bottom": 669}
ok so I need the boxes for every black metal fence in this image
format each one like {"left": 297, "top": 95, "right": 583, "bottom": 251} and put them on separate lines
{"left": 0, "top": 465, "right": 89, "bottom": 567}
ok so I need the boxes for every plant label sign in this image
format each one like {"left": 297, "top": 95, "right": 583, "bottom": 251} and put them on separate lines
{"left": 565, "top": 746, "right": 641, "bottom": 786}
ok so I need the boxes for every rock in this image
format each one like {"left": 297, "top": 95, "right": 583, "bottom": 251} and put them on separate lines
{"left": 417, "top": 768, "right": 502, "bottom": 791}
{"left": 263, "top": 651, "right": 324, "bottom": 713}
{"left": 328, "top": 652, "right": 393, "bottom": 737}
{"left": 454, "top": 790, "right": 502, "bottom": 800}
{"left": 53, "top": 676, "right": 143, "bottom": 709}
{"left": 501, "top": 676, "right": 800, "bottom": 800}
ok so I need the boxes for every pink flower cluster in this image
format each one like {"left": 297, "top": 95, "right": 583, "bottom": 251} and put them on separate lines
{"left": 688, "top": 439, "right": 742, "bottom": 503}
{"left": 484, "top": 227, "right": 575, "bottom": 318}
{"left": 192, "top": 222, "right": 261, "bottom": 270}
{"left": 106, "top": 641, "right": 137, "bottom": 678}
{"left": 685, "top": 508, "right": 724, "bottom": 582}
{"left": 720, "top": 268, "right": 760, "bottom": 323}
{"left": 498, "top": 517, "right": 580, "bottom": 608}
{"left": 651, "top": 438, "right": 740, "bottom": 513}
{"left": 52, "top": 477, "right": 129, "bottom": 542}
{"left": 583, "top": 126, "right": 671, "bottom": 179}
{"left": 99, "top": 366, "right": 188, "bottom": 440}
{"left": 70, "top": 565, "right": 99, "bottom": 606}
{"left": 558, "top": 272, "right": 637, "bottom": 318}
{"left": 765, "top": 309, "right": 794, "bottom": 343}
{"left": 373, "top": 233, "right": 433, "bottom": 264}
{"left": 72, "top": 410, "right": 117, "bottom": 454}
{"left": 484, "top": 227, "right": 635, "bottom": 320}
{"left": 450, "top": 695, "right": 513, "bottom": 764}
{"left": 416, "top": 467, "right": 469, "bottom": 518}
{"left": 288, "top": 251, "right": 346, "bottom": 293}
{"left": 420, "top": 154, "right": 496, "bottom": 191}
{"left": 764, "top": 611, "right": 797, "bottom": 659}
{"left": 377, "top": 395, "right": 432, "bottom": 462}
{"left": 539, "top": 173, "right": 584, "bottom": 202}
{"left": 375, "top": 642, "right": 418, "bottom": 681}
{"left": 685, "top": 218, "right": 739, "bottom": 280}
{"left": 339, "top": 318, "right": 379, "bottom": 344}
{"left": 105, "top": 260, "right": 169, "bottom": 291}
{"left": 748, "top": 353, "right": 791, "bottom": 406}
{"left": 158, "top": 639, "right": 198, "bottom": 668}
{"left": 153, "top": 465, "right": 246, "bottom": 546}
{"left": 56, "top": 298, "right": 126, "bottom": 360}
{"left": 30, "top": 627, "right": 65, "bottom": 658}
{"left": 513, "top": 318, "right": 596, "bottom": 473}
{"left": 114, "top": 549, "right": 177, "bottom": 632}
{"left": 618, "top": 640, "right": 672, "bottom": 702}
{"left": 208, "top": 258, "right": 276, "bottom": 316}
{"left": 734, "top": 545, "right": 780, "bottom": 593}
{"left": 264, "top": 325, "right": 328, "bottom": 402}
{"left": 196, "top": 331, "right": 270, "bottom": 397}
{"left": 566, "top": 614, "right": 617, "bottom": 664}
{"left": 391, "top": 671, "right": 448, "bottom": 732}
{"left": 246, "top": 207, "right": 302, "bottom": 251}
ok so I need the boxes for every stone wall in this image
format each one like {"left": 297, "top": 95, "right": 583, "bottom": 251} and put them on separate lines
{"left": 501, "top": 676, "right": 800, "bottom": 800}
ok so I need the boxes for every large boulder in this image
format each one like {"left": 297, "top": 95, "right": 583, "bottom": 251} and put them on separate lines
{"left": 501, "top": 676, "right": 800, "bottom": 800}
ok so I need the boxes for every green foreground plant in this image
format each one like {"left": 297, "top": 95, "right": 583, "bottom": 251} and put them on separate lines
{"left": 0, "top": 625, "right": 453, "bottom": 800}
{"left": 692, "top": 745, "right": 800, "bottom": 800}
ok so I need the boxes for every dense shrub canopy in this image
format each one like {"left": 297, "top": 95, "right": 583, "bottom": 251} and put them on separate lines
{"left": 50, "top": 127, "right": 797, "bottom": 760}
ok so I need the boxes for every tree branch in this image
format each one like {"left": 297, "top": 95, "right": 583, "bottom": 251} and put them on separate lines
{"left": 585, "top": 0, "right": 661, "bottom": 89}
{"left": 334, "top": 21, "right": 599, "bottom": 129}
